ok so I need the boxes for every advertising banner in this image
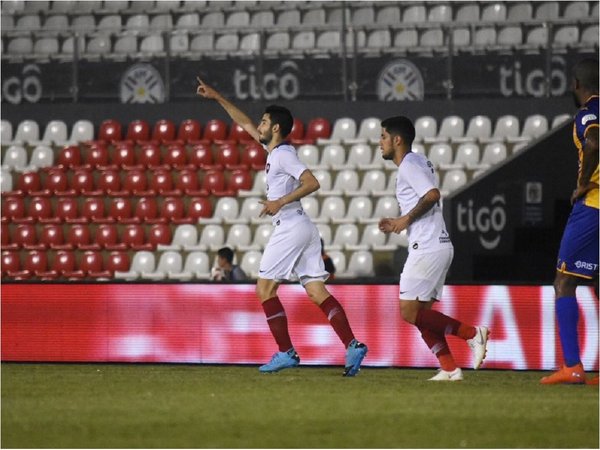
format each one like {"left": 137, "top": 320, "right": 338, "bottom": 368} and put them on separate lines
{"left": 2, "top": 284, "right": 598, "bottom": 371}
{"left": 1, "top": 50, "right": 587, "bottom": 104}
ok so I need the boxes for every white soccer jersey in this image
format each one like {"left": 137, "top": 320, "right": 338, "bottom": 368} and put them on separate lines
{"left": 264, "top": 143, "right": 307, "bottom": 223}
{"left": 395, "top": 152, "right": 453, "bottom": 253}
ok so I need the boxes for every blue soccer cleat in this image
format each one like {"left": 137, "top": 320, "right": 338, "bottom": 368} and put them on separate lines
{"left": 343, "top": 339, "right": 368, "bottom": 377}
{"left": 259, "top": 348, "right": 300, "bottom": 373}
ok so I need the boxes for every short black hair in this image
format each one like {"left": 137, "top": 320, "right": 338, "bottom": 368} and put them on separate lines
{"left": 573, "top": 58, "right": 599, "bottom": 92}
{"left": 217, "top": 247, "right": 234, "bottom": 264}
{"left": 381, "top": 116, "right": 416, "bottom": 147}
{"left": 264, "top": 105, "right": 293, "bottom": 138}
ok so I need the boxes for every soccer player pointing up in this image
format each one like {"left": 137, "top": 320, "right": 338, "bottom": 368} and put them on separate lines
{"left": 196, "top": 77, "right": 368, "bottom": 376}
{"left": 378, "top": 116, "right": 489, "bottom": 381}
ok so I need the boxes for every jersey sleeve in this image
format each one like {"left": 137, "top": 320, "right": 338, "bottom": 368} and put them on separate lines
{"left": 575, "top": 106, "right": 599, "bottom": 140}
{"left": 279, "top": 149, "right": 308, "bottom": 180}
{"left": 399, "top": 157, "right": 437, "bottom": 197}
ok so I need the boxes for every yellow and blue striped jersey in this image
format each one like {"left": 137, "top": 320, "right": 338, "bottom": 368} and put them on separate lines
{"left": 573, "top": 95, "right": 599, "bottom": 209}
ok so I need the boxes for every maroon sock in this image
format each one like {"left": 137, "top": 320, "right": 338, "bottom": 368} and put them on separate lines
{"left": 415, "top": 308, "right": 465, "bottom": 338}
{"left": 319, "top": 296, "right": 355, "bottom": 348}
{"left": 418, "top": 326, "right": 457, "bottom": 371}
{"left": 261, "top": 296, "right": 293, "bottom": 352}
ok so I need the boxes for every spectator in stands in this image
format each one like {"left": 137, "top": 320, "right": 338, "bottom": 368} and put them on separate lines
{"left": 211, "top": 247, "right": 247, "bottom": 282}
{"left": 320, "top": 239, "right": 336, "bottom": 280}
{"left": 196, "top": 77, "right": 367, "bottom": 376}
{"left": 541, "top": 58, "right": 599, "bottom": 386}
{"left": 378, "top": 115, "right": 489, "bottom": 381}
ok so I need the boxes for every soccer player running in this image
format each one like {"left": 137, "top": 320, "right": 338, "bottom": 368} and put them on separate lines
{"left": 540, "top": 58, "right": 599, "bottom": 386}
{"left": 378, "top": 116, "right": 489, "bottom": 381}
{"left": 196, "top": 78, "right": 368, "bottom": 376}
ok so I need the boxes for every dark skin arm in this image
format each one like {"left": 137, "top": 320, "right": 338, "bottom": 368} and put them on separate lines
{"left": 572, "top": 127, "right": 599, "bottom": 204}
{"left": 379, "top": 188, "right": 440, "bottom": 234}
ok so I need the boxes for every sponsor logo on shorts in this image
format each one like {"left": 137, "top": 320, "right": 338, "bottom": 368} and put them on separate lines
{"left": 574, "top": 260, "right": 598, "bottom": 271}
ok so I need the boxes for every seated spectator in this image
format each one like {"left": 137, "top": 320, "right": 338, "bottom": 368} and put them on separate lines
{"left": 211, "top": 247, "right": 248, "bottom": 282}
{"left": 321, "top": 238, "right": 336, "bottom": 281}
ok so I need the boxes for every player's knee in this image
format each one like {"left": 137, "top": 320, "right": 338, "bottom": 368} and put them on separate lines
{"left": 255, "top": 282, "right": 276, "bottom": 302}
{"left": 399, "top": 302, "right": 418, "bottom": 324}
{"left": 554, "top": 273, "right": 577, "bottom": 298}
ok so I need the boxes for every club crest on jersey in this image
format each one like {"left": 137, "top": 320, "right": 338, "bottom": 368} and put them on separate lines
{"left": 377, "top": 59, "right": 425, "bottom": 101}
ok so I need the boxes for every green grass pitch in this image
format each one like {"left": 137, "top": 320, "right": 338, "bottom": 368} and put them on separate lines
{"left": 2, "top": 363, "right": 598, "bottom": 448}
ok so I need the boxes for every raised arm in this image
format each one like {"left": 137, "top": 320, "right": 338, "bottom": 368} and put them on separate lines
{"left": 196, "top": 77, "right": 260, "bottom": 143}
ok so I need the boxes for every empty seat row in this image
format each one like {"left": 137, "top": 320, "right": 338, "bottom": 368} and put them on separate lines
{"left": 2, "top": 222, "right": 172, "bottom": 251}
{"left": 0, "top": 117, "right": 329, "bottom": 146}
{"left": 1, "top": 248, "right": 131, "bottom": 280}
{"left": 1, "top": 195, "right": 213, "bottom": 224}
{"left": 5, "top": 167, "right": 253, "bottom": 197}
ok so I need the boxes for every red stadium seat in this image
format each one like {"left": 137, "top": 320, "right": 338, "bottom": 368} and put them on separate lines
{"left": 126, "top": 119, "right": 151, "bottom": 142}
{"left": 122, "top": 224, "right": 151, "bottom": 250}
{"left": 40, "top": 224, "right": 65, "bottom": 249}
{"left": 122, "top": 169, "right": 149, "bottom": 195}
{"left": 148, "top": 223, "right": 173, "bottom": 246}
{"left": 228, "top": 169, "right": 253, "bottom": 193}
{"left": 44, "top": 168, "right": 72, "bottom": 195}
{"left": 1, "top": 223, "right": 9, "bottom": 247}
{"left": 163, "top": 143, "right": 188, "bottom": 168}
{"left": 106, "top": 250, "right": 130, "bottom": 274}
{"left": 111, "top": 142, "right": 136, "bottom": 167}
{"left": 85, "top": 144, "right": 110, "bottom": 167}
{"left": 98, "top": 119, "right": 122, "bottom": 142}
{"left": 79, "top": 250, "right": 110, "bottom": 278}
{"left": 23, "top": 250, "right": 48, "bottom": 277}
{"left": 188, "top": 196, "right": 213, "bottom": 220}
{"left": 178, "top": 119, "right": 202, "bottom": 142}
{"left": 138, "top": 143, "right": 162, "bottom": 168}
{"left": 2, "top": 250, "right": 20, "bottom": 276}
{"left": 2, "top": 197, "right": 26, "bottom": 221}
{"left": 135, "top": 196, "right": 161, "bottom": 222}
{"left": 71, "top": 169, "right": 96, "bottom": 195}
{"left": 81, "top": 198, "right": 109, "bottom": 223}
{"left": 57, "top": 145, "right": 82, "bottom": 169}
{"left": 38, "top": 250, "right": 77, "bottom": 279}
{"left": 188, "top": 143, "right": 214, "bottom": 168}
{"left": 95, "top": 224, "right": 125, "bottom": 250}
{"left": 175, "top": 168, "right": 206, "bottom": 195}
{"left": 227, "top": 122, "right": 253, "bottom": 143}
{"left": 109, "top": 197, "right": 136, "bottom": 223}
{"left": 27, "top": 196, "right": 53, "bottom": 222}
{"left": 13, "top": 224, "right": 38, "bottom": 249}
{"left": 152, "top": 119, "right": 176, "bottom": 143}
{"left": 302, "top": 117, "right": 331, "bottom": 144}
{"left": 160, "top": 197, "right": 190, "bottom": 223}
{"left": 150, "top": 169, "right": 179, "bottom": 196}
{"left": 16, "top": 172, "right": 42, "bottom": 194}
{"left": 57, "top": 198, "right": 80, "bottom": 224}
{"left": 68, "top": 224, "right": 94, "bottom": 249}
{"left": 201, "top": 169, "right": 226, "bottom": 194}
{"left": 288, "top": 118, "right": 305, "bottom": 142}
{"left": 215, "top": 144, "right": 241, "bottom": 169}
{"left": 97, "top": 169, "right": 121, "bottom": 194}
{"left": 240, "top": 142, "right": 266, "bottom": 169}
{"left": 203, "top": 119, "right": 228, "bottom": 142}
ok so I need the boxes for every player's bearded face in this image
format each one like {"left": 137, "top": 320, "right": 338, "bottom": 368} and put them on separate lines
{"left": 380, "top": 130, "right": 394, "bottom": 160}
{"left": 259, "top": 126, "right": 273, "bottom": 145}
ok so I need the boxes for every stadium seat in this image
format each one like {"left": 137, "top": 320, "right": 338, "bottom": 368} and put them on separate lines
{"left": 20, "top": 250, "right": 49, "bottom": 278}
{"left": 1, "top": 250, "right": 20, "bottom": 277}
{"left": 111, "top": 143, "right": 136, "bottom": 167}
{"left": 329, "top": 223, "right": 360, "bottom": 251}
{"left": 144, "top": 224, "right": 174, "bottom": 251}
{"left": 319, "top": 144, "right": 346, "bottom": 169}
{"left": 327, "top": 169, "right": 359, "bottom": 195}
{"left": 349, "top": 118, "right": 380, "bottom": 144}
{"left": 160, "top": 197, "right": 190, "bottom": 223}
{"left": 473, "top": 27, "right": 497, "bottom": 47}
{"left": 169, "top": 251, "right": 211, "bottom": 280}
{"left": 1, "top": 170, "right": 12, "bottom": 193}
{"left": 478, "top": 143, "right": 508, "bottom": 169}
{"left": 316, "top": 196, "right": 345, "bottom": 223}
{"left": 391, "top": 29, "right": 418, "bottom": 50}
{"left": 40, "top": 168, "right": 72, "bottom": 196}
{"left": 57, "top": 146, "right": 82, "bottom": 169}
{"left": 79, "top": 250, "right": 111, "bottom": 279}
{"left": 72, "top": 15, "right": 95, "bottom": 33}
{"left": 298, "top": 118, "right": 331, "bottom": 144}
{"left": 104, "top": 251, "right": 130, "bottom": 275}
{"left": 136, "top": 143, "right": 161, "bottom": 169}
{"left": 440, "top": 169, "right": 468, "bottom": 195}
{"left": 318, "top": 118, "right": 356, "bottom": 145}
{"left": 228, "top": 169, "right": 253, "bottom": 193}
{"left": 27, "top": 196, "right": 53, "bottom": 222}
{"left": 121, "top": 224, "right": 150, "bottom": 250}
{"left": 175, "top": 169, "right": 201, "bottom": 194}
{"left": 126, "top": 120, "right": 151, "bottom": 142}
{"left": 427, "top": 116, "right": 464, "bottom": 143}
{"left": 239, "top": 170, "right": 266, "bottom": 198}
{"left": 215, "top": 144, "right": 241, "bottom": 168}
{"left": 157, "top": 224, "right": 198, "bottom": 251}
{"left": 67, "top": 224, "right": 93, "bottom": 249}
{"left": 358, "top": 223, "right": 387, "bottom": 250}
{"left": 481, "top": 2, "right": 506, "bottom": 21}
{"left": 122, "top": 169, "right": 149, "bottom": 195}
{"left": 297, "top": 144, "right": 320, "bottom": 167}
{"left": 150, "top": 169, "right": 178, "bottom": 196}
{"left": 135, "top": 197, "right": 160, "bottom": 222}
{"left": 224, "top": 224, "right": 252, "bottom": 250}
{"left": 2, "top": 196, "right": 25, "bottom": 221}
{"left": 7, "top": 37, "right": 34, "bottom": 55}
{"left": 188, "top": 197, "right": 213, "bottom": 221}
{"left": 345, "top": 251, "right": 374, "bottom": 277}
{"left": 448, "top": 143, "right": 481, "bottom": 170}
{"left": 178, "top": 119, "right": 202, "bottom": 142}
{"left": 38, "top": 120, "right": 68, "bottom": 146}
{"left": 193, "top": 223, "right": 225, "bottom": 251}
{"left": 55, "top": 198, "right": 79, "bottom": 223}
{"left": 327, "top": 250, "right": 346, "bottom": 276}
{"left": 115, "top": 251, "right": 155, "bottom": 280}
{"left": 1, "top": 120, "right": 12, "bottom": 144}
{"left": 152, "top": 119, "right": 176, "bottom": 143}
{"left": 227, "top": 123, "right": 253, "bottom": 144}
{"left": 97, "top": 169, "right": 121, "bottom": 194}
{"left": 552, "top": 114, "right": 572, "bottom": 128}
{"left": 98, "top": 119, "right": 122, "bottom": 142}
{"left": 203, "top": 119, "right": 228, "bottom": 142}
{"left": 497, "top": 26, "right": 523, "bottom": 47}
{"left": 71, "top": 169, "right": 96, "bottom": 194}
{"left": 487, "top": 115, "right": 520, "bottom": 142}
{"left": 205, "top": 197, "right": 238, "bottom": 224}
{"left": 580, "top": 25, "right": 599, "bottom": 48}
{"left": 25, "top": 145, "right": 53, "bottom": 172}
{"left": 16, "top": 171, "right": 42, "bottom": 195}
{"left": 39, "top": 224, "right": 65, "bottom": 249}
{"left": 2, "top": 145, "right": 28, "bottom": 172}
{"left": 339, "top": 196, "right": 373, "bottom": 224}
{"left": 265, "top": 31, "right": 291, "bottom": 54}
{"left": 518, "top": 115, "right": 548, "bottom": 141}
{"left": 240, "top": 250, "right": 261, "bottom": 278}
{"left": 248, "top": 223, "right": 273, "bottom": 250}
{"left": 188, "top": 143, "right": 213, "bottom": 168}
{"left": 95, "top": 224, "right": 123, "bottom": 250}
{"left": 141, "top": 251, "right": 182, "bottom": 280}
{"left": 37, "top": 250, "right": 77, "bottom": 280}
{"left": 85, "top": 144, "right": 110, "bottom": 168}
{"left": 368, "top": 196, "right": 400, "bottom": 224}
{"left": 553, "top": 26, "right": 579, "bottom": 48}
{"left": 12, "top": 224, "right": 37, "bottom": 249}
{"left": 300, "top": 196, "right": 319, "bottom": 220}
{"left": 109, "top": 197, "right": 135, "bottom": 223}
{"left": 403, "top": 4, "right": 426, "bottom": 23}
{"left": 81, "top": 197, "right": 108, "bottom": 223}
{"left": 312, "top": 170, "right": 333, "bottom": 193}
{"left": 201, "top": 170, "right": 226, "bottom": 194}
{"left": 240, "top": 143, "right": 266, "bottom": 169}
{"left": 287, "top": 118, "right": 304, "bottom": 142}
{"left": 457, "top": 115, "right": 492, "bottom": 143}
{"left": 414, "top": 116, "right": 437, "bottom": 141}
{"left": 358, "top": 169, "right": 387, "bottom": 194}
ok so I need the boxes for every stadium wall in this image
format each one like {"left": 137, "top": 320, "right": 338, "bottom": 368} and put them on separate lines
{"left": 2, "top": 283, "right": 598, "bottom": 371}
